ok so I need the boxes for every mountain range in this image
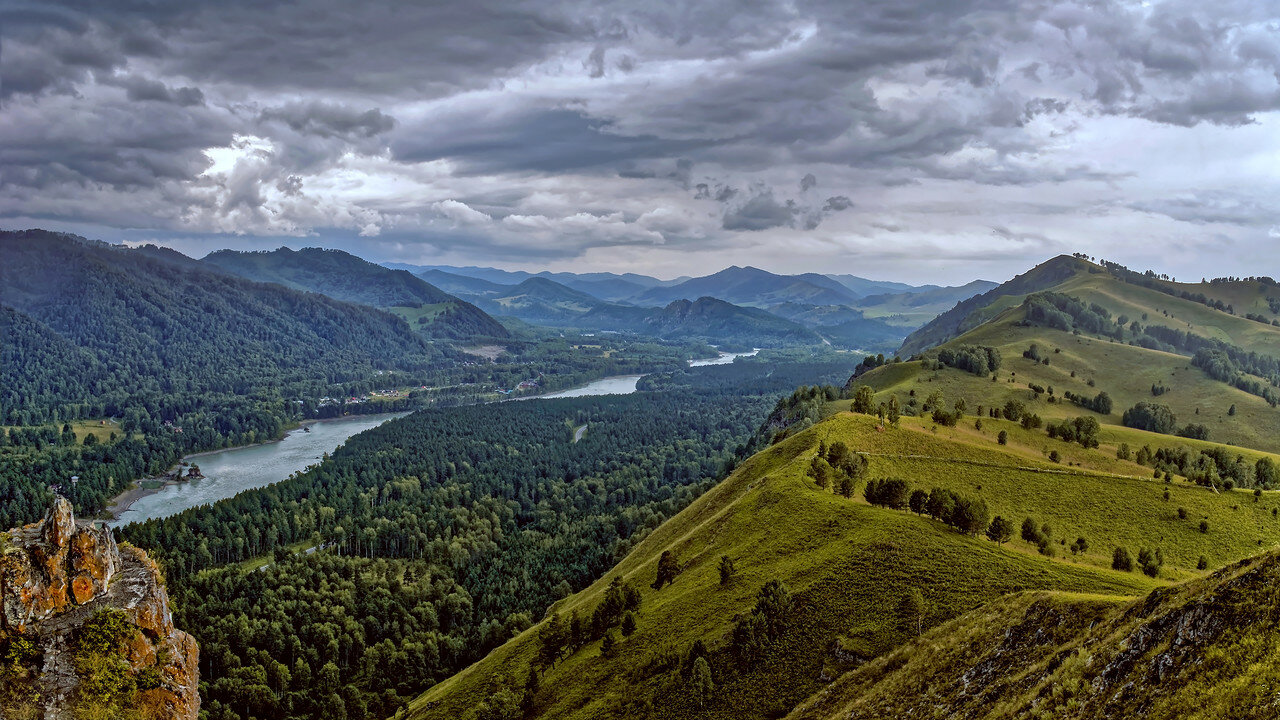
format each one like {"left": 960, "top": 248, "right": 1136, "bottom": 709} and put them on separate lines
{"left": 404, "top": 264, "right": 997, "bottom": 351}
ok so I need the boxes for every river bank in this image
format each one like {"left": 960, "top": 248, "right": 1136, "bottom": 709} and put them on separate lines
{"left": 106, "top": 412, "right": 408, "bottom": 527}
{"left": 105, "top": 350, "right": 759, "bottom": 525}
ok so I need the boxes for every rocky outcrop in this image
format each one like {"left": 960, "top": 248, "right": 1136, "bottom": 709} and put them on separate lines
{"left": 789, "top": 552, "right": 1280, "bottom": 720}
{"left": 0, "top": 498, "right": 199, "bottom": 719}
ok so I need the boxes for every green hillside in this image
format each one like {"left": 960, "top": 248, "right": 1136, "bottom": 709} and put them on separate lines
{"left": 408, "top": 407, "right": 1280, "bottom": 719}
{"left": 204, "top": 246, "right": 509, "bottom": 339}
{"left": 789, "top": 549, "right": 1280, "bottom": 720}
{"left": 874, "top": 255, "right": 1280, "bottom": 455}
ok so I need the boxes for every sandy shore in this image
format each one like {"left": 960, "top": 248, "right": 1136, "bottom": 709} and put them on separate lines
{"left": 104, "top": 479, "right": 182, "bottom": 522}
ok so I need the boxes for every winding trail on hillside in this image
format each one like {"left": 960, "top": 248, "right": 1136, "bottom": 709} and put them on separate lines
{"left": 854, "top": 451, "right": 1148, "bottom": 482}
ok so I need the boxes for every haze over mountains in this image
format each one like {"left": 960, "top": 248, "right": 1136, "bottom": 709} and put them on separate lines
{"left": 398, "top": 261, "right": 996, "bottom": 351}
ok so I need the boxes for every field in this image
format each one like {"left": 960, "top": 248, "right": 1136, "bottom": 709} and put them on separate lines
{"left": 387, "top": 302, "right": 452, "bottom": 325}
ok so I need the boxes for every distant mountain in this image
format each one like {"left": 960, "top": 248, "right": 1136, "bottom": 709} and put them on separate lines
{"left": 825, "top": 273, "right": 921, "bottom": 297}
{"left": 768, "top": 302, "right": 908, "bottom": 351}
{"left": 388, "top": 263, "right": 685, "bottom": 300}
{"left": 417, "top": 269, "right": 511, "bottom": 298}
{"left": 441, "top": 272, "right": 822, "bottom": 346}
{"left": 851, "top": 279, "right": 999, "bottom": 328}
{"left": 581, "top": 296, "right": 822, "bottom": 347}
{"left": 631, "top": 266, "right": 861, "bottom": 308}
{"left": 204, "top": 247, "right": 508, "bottom": 339}
{"left": 0, "top": 229, "right": 443, "bottom": 424}
{"left": 465, "top": 277, "right": 604, "bottom": 325}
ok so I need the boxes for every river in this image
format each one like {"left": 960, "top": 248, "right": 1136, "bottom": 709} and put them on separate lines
{"left": 109, "top": 412, "right": 408, "bottom": 527}
{"left": 522, "top": 349, "right": 759, "bottom": 398}
{"left": 688, "top": 348, "right": 759, "bottom": 366}
{"left": 110, "top": 350, "right": 761, "bottom": 526}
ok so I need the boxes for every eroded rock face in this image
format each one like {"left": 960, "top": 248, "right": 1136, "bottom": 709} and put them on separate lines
{"left": 0, "top": 498, "right": 199, "bottom": 719}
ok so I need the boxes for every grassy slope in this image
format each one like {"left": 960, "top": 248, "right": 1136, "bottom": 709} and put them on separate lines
{"left": 861, "top": 305, "right": 1280, "bottom": 454}
{"left": 407, "top": 409, "right": 1280, "bottom": 720}
{"left": 789, "top": 549, "right": 1280, "bottom": 720}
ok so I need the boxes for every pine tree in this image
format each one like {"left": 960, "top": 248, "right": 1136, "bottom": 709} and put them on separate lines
{"left": 652, "top": 550, "right": 680, "bottom": 590}
{"left": 718, "top": 555, "right": 737, "bottom": 586}
{"left": 689, "top": 657, "right": 714, "bottom": 708}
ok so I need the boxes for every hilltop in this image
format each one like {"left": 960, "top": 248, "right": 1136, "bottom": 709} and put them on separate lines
{"left": 632, "top": 266, "right": 860, "bottom": 308}
{"left": 868, "top": 254, "right": 1280, "bottom": 454}
{"left": 204, "top": 247, "right": 508, "bottom": 339}
{"left": 583, "top": 297, "right": 824, "bottom": 347}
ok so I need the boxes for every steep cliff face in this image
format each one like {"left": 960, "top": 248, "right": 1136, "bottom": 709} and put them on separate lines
{"left": 0, "top": 498, "right": 199, "bottom": 719}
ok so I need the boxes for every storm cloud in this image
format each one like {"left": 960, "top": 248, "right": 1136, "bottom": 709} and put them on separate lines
{"left": 3, "top": 0, "right": 1280, "bottom": 282}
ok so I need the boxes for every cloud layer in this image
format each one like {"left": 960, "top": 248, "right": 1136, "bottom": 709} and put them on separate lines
{"left": 4, "top": 0, "right": 1280, "bottom": 282}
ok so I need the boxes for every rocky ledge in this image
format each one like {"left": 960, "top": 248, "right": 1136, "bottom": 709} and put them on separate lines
{"left": 0, "top": 498, "right": 199, "bottom": 719}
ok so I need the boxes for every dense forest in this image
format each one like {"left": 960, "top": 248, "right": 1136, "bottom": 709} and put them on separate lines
{"left": 119, "top": 361, "right": 856, "bottom": 720}
{"left": 0, "top": 231, "right": 724, "bottom": 527}
{"left": 203, "top": 247, "right": 510, "bottom": 339}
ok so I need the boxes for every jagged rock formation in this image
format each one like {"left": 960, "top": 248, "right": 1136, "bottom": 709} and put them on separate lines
{"left": 0, "top": 498, "right": 199, "bottom": 719}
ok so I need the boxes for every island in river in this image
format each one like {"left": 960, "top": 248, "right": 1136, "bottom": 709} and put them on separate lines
{"left": 108, "top": 412, "right": 408, "bottom": 527}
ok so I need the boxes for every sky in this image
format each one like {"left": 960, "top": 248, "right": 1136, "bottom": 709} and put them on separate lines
{"left": 3, "top": 0, "right": 1280, "bottom": 285}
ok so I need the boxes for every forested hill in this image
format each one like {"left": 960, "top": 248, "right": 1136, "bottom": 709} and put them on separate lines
{"left": 0, "top": 229, "right": 443, "bottom": 427}
{"left": 204, "top": 246, "right": 509, "bottom": 339}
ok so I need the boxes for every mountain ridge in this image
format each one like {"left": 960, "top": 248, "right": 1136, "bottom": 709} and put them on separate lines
{"left": 203, "top": 246, "right": 509, "bottom": 339}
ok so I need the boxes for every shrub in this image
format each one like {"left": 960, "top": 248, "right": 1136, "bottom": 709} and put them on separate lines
{"left": 986, "top": 516, "right": 1013, "bottom": 543}
{"left": 1122, "top": 402, "right": 1178, "bottom": 434}
{"left": 864, "top": 478, "right": 911, "bottom": 510}
{"left": 1112, "top": 547, "right": 1134, "bottom": 572}
{"left": 1069, "top": 536, "right": 1089, "bottom": 555}
{"left": 1137, "top": 548, "right": 1164, "bottom": 578}
{"left": 936, "top": 345, "right": 1002, "bottom": 376}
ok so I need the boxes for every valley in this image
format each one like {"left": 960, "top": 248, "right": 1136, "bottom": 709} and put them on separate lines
{"left": 9, "top": 5, "right": 1274, "bottom": 719}
{"left": 6, "top": 237, "right": 1280, "bottom": 720}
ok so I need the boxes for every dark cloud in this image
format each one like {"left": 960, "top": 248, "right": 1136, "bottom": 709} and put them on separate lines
{"left": 260, "top": 102, "right": 396, "bottom": 139}
{"left": 117, "top": 76, "right": 205, "bottom": 106}
{"left": 3, "top": 0, "right": 1279, "bottom": 278}
{"left": 722, "top": 190, "right": 796, "bottom": 231}
{"left": 823, "top": 196, "right": 852, "bottom": 212}
{"left": 391, "top": 109, "right": 708, "bottom": 173}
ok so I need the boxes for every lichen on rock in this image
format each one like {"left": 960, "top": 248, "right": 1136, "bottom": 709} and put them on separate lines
{"left": 0, "top": 497, "right": 199, "bottom": 719}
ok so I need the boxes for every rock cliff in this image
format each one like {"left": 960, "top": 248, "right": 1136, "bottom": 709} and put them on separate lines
{"left": 0, "top": 498, "right": 199, "bottom": 719}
